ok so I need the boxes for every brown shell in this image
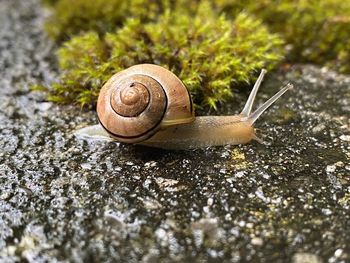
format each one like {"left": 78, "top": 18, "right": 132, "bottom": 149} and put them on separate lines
{"left": 97, "top": 64, "right": 195, "bottom": 143}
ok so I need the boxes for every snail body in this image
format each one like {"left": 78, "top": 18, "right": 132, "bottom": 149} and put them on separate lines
{"left": 140, "top": 115, "right": 255, "bottom": 150}
{"left": 76, "top": 64, "right": 292, "bottom": 150}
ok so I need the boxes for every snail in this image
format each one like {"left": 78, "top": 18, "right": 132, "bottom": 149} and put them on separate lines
{"left": 76, "top": 64, "right": 293, "bottom": 150}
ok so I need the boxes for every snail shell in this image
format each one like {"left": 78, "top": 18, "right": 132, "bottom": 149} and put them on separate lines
{"left": 97, "top": 64, "right": 195, "bottom": 143}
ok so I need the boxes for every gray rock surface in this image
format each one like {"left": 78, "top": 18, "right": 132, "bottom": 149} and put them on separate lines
{"left": 0, "top": 0, "right": 349, "bottom": 262}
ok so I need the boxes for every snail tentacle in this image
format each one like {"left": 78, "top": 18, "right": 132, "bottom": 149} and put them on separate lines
{"left": 247, "top": 83, "right": 293, "bottom": 124}
{"left": 240, "top": 69, "right": 267, "bottom": 117}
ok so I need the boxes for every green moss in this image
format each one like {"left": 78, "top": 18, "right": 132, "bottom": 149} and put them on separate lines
{"left": 43, "top": 3, "right": 284, "bottom": 109}
{"left": 43, "top": 0, "right": 198, "bottom": 41}
{"left": 217, "top": 0, "right": 350, "bottom": 73}
{"left": 44, "top": 0, "right": 162, "bottom": 41}
{"left": 49, "top": 32, "right": 110, "bottom": 106}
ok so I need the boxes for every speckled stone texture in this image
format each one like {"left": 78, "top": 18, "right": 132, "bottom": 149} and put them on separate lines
{"left": 0, "top": 1, "right": 349, "bottom": 262}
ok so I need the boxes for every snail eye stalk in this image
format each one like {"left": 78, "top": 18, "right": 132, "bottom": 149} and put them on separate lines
{"left": 248, "top": 83, "right": 293, "bottom": 124}
{"left": 241, "top": 69, "right": 267, "bottom": 117}
{"left": 239, "top": 69, "right": 292, "bottom": 124}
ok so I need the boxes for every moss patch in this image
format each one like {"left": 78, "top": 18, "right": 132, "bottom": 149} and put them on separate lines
{"left": 40, "top": 2, "right": 284, "bottom": 109}
{"left": 43, "top": 0, "right": 162, "bottom": 41}
{"left": 217, "top": 0, "right": 350, "bottom": 73}
{"left": 40, "top": 0, "right": 350, "bottom": 109}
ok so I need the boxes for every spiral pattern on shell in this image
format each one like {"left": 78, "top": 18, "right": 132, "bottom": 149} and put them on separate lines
{"left": 97, "top": 64, "right": 194, "bottom": 143}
